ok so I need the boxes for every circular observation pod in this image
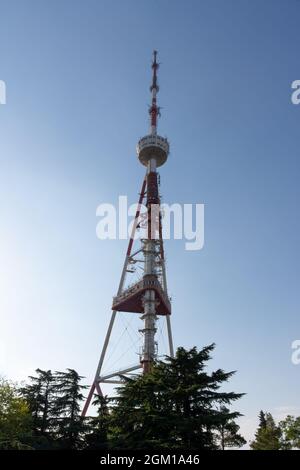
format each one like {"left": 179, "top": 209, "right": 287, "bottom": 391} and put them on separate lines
{"left": 136, "top": 134, "right": 169, "bottom": 167}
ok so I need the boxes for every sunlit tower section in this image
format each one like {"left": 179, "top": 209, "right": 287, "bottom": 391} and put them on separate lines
{"left": 82, "top": 51, "right": 174, "bottom": 416}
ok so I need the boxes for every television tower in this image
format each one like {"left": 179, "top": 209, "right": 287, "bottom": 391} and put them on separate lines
{"left": 82, "top": 51, "right": 174, "bottom": 416}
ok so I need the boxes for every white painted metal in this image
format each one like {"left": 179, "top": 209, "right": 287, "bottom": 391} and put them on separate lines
{"left": 102, "top": 380, "right": 126, "bottom": 385}
{"left": 92, "top": 253, "right": 130, "bottom": 385}
{"left": 166, "top": 314, "right": 174, "bottom": 358}
{"left": 140, "top": 160, "right": 158, "bottom": 370}
{"left": 90, "top": 174, "right": 148, "bottom": 388}
{"left": 160, "top": 254, "right": 174, "bottom": 358}
{"left": 99, "top": 364, "right": 142, "bottom": 382}
{"left": 136, "top": 134, "right": 169, "bottom": 168}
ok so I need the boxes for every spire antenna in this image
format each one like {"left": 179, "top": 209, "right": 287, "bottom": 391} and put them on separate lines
{"left": 149, "top": 49, "right": 160, "bottom": 135}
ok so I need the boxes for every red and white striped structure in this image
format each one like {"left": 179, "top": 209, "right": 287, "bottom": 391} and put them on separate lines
{"left": 82, "top": 51, "right": 174, "bottom": 416}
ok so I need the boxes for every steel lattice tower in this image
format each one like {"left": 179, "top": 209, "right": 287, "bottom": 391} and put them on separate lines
{"left": 82, "top": 51, "right": 174, "bottom": 416}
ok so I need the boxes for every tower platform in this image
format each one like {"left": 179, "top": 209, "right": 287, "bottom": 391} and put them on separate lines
{"left": 112, "top": 274, "right": 171, "bottom": 316}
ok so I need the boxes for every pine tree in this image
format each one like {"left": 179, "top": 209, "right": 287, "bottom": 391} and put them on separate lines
{"left": 51, "top": 369, "right": 86, "bottom": 449}
{"left": 258, "top": 410, "right": 267, "bottom": 429}
{"left": 20, "top": 369, "right": 54, "bottom": 436}
{"left": 110, "top": 345, "right": 244, "bottom": 450}
{"left": 250, "top": 411, "right": 281, "bottom": 450}
{"left": 84, "top": 394, "right": 109, "bottom": 450}
{"left": 215, "top": 406, "right": 246, "bottom": 449}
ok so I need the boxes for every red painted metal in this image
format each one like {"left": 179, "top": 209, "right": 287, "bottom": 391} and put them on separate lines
{"left": 142, "top": 361, "right": 152, "bottom": 374}
{"left": 147, "top": 171, "right": 159, "bottom": 239}
{"left": 159, "top": 211, "right": 165, "bottom": 261}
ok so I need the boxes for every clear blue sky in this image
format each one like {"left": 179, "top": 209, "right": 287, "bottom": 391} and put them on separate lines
{"left": 1, "top": 0, "right": 300, "bottom": 444}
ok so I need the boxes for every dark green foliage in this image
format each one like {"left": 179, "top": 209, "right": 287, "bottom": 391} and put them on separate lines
{"left": 3, "top": 345, "right": 247, "bottom": 450}
{"left": 84, "top": 395, "right": 109, "bottom": 450}
{"left": 215, "top": 406, "right": 246, "bottom": 449}
{"left": 51, "top": 369, "right": 87, "bottom": 449}
{"left": 109, "top": 345, "right": 245, "bottom": 450}
{"left": 258, "top": 409, "right": 267, "bottom": 429}
{"left": 20, "top": 369, "right": 54, "bottom": 436}
{"left": 20, "top": 368, "right": 87, "bottom": 449}
{"left": 250, "top": 411, "right": 281, "bottom": 450}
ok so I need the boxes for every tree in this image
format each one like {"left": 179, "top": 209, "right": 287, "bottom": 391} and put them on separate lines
{"left": 84, "top": 394, "right": 109, "bottom": 450}
{"left": 51, "top": 369, "right": 86, "bottom": 449}
{"left": 279, "top": 415, "right": 300, "bottom": 450}
{"left": 0, "top": 377, "right": 32, "bottom": 449}
{"left": 215, "top": 406, "right": 246, "bottom": 449}
{"left": 110, "top": 345, "right": 245, "bottom": 450}
{"left": 250, "top": 411, "right": 281, "bottom": 450}
{"left": 20, "top": 369, "right": 54, "bottom": 436}
{"left": 258, "top": 410, "right": 267, "bottom": 429}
